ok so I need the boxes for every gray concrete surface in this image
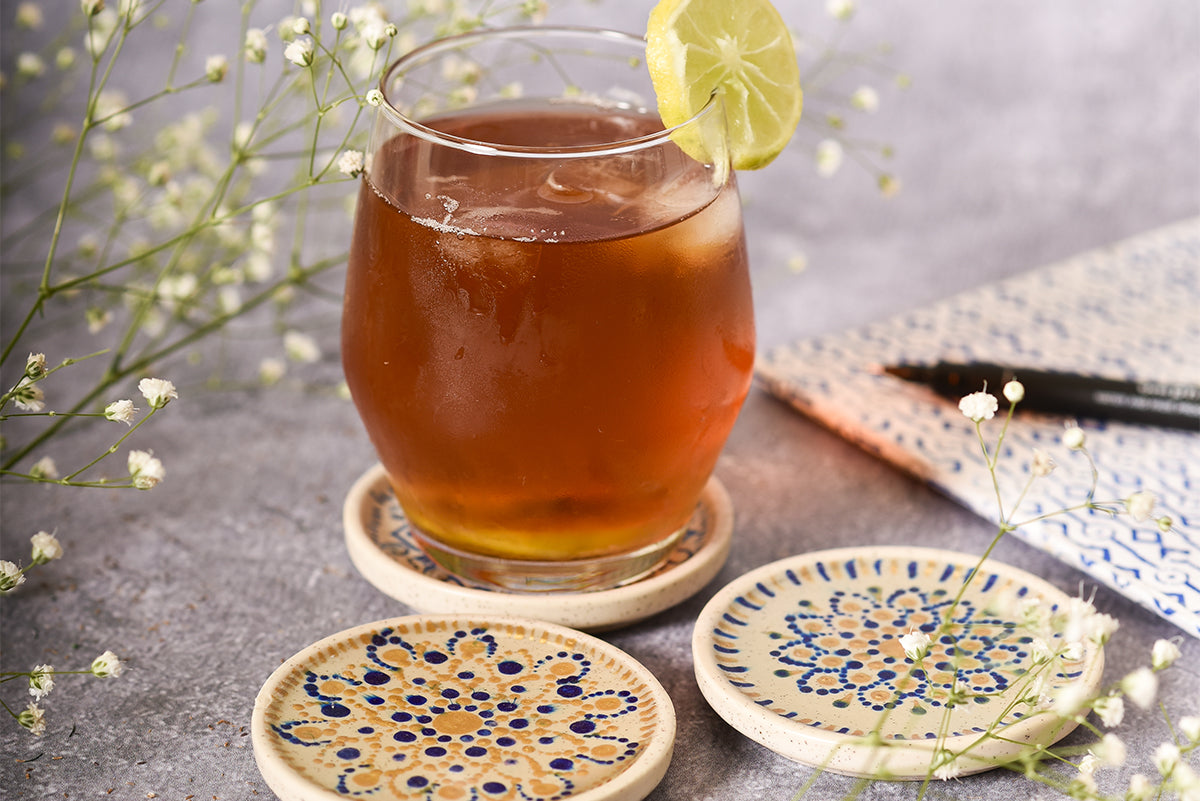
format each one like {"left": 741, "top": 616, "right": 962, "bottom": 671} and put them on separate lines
{"left": 2, "top": 2, "right": 1198, "bottom": 799}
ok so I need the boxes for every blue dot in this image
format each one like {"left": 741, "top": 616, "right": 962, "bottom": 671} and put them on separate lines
{"left": 449, "top": 765, "right": 464, "bottom": 773}
{"left": 465, "top": 746, "right": 487, "bottom": 757}
{"left": 510, "top": 719, "right": 528, "bottom": 729}
{"left": 336, "top": 747, "right": 360, "bottom": 760}
{"left": 393, "top": 731, "right": 417, "bottom": 743}
{"left": 407, "top": 776, "right": 429, "bottom": 788}
{"left": 496, "top": 737, "right": 516, "bottom": 747}
{"left": 538, "top": 737, "right": 555, "bottom": 744}
{"left": 537, "top": 705, "right": 555, "bottom": 713}
{"left": 557, "top": 685, "right": 582, "bottom": 698}
{"left": 472, "top": 691, "right": 490, "bottom": 701}
{"left": 458, "top": 671, "right": 475, "bottom": 679}
{"left": 392, "top": 712, "right": 412, "bottom": 722}
{"left": 498, "top": 661, "right": 523, "bottom": 675}
{"left": 407, "top": 695, "right": 428, "bottom": 705}
{"left": 569, "top": 720, "right": 595, "bottom": 734}
{"left": 321, "top": 703, "right": 350, "bottom": 718}
{"left": 442, "top": 689, "right": 460, "bottom": 699}
{"left": 483, "top": 782, "right": 506, "bottom": 794}
{"left": 550, "top": 758, "right": 573, "bottom": 770}
{"left": 511, "top": 685, "right": 526, "bottom": 693}
{"left": 425, "top": 746, "right": 447, "bottom": 757}
{"left": 425, "top": 651, "right": 448, "bottom": 664}
{"left": 498, "top": 702, "right": 518, "bottom": 712}
{"left": 358, "top": 727, "right": 374, "bottom": 734}
{"left": 364, "top": 671, "right": 390, "bottom": 685}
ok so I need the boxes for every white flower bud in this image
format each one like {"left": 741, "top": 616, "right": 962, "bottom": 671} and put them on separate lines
{"left": 1062, "top": 425, "right": 1086, "bottom": 451}
{"left": 138, "top": 377, "right": 177, "bottom": 408}
{"left": 204, "top": 54, "right": 228, "bottom": 83}
{"left": 958, "top": 391, "right": 998, "bottom": 423}
{"left": 90, "top": 650, "right": 124, "bottom": 678}
{"left": 331, "top": 12, "right": 348, "bottom": 29}
{"left": 30, "top": 532, "right": 63, "bottom": 563}
{"left": 244, "top": 28, "right": 268, "bottom": 63}
{"left": 285, "top": 37, "right": 314, "bottom": 68}
{"left": 1125, "top": 490, "right": 1156, "bottom": 523}
{"left": 1003, "top": 379, "right": 1024, "bottom": 404}
{"left": 1150, "top": 638, "right": 1181, "bottom": 670}
{"left": 1120, "top": 666, "right": 1158, "bottom": 710}
{"left": 127, "top": 449, "right": 165, "bottom": 489}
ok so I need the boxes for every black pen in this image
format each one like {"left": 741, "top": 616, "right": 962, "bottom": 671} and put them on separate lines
{"left": 882, "top": 360, "right": 1200, "bottom": 431}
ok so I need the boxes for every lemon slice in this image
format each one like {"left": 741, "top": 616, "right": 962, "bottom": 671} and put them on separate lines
{"left": 646, "top": 0, "right": 802, "bottom": 170}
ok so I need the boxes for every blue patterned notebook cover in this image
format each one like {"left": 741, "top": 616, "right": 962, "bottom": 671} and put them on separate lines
{"left": 758, "top": 219, "right": 1200, "bottom": 637}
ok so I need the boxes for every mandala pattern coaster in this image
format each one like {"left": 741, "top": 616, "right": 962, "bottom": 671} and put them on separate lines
{"left": 252, "top": 615, "right": 676, "bottom": 801}
{"left": 343, "top": 463, "right": 733, "bottom": 631}
{"left": 692, "top": 546, "right": 1105, "bottom": 779}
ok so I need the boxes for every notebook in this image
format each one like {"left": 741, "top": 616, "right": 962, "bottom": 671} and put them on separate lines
{"left": 757, "top": 218, "right": 1200, "bottom": 636}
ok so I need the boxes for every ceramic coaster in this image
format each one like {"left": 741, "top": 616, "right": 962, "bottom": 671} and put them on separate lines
{"left": 343, "top": 464, "right": 732, "bottom": 630}
{"left": 252, "top": 615, "right": 676, "bottom": 801}
{"left": 692, "top": 546, "right": 1105, "bottom": 779}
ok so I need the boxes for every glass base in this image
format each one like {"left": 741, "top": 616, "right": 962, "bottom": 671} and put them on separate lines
{"left": 410, "top": 528, "right": 686, "bottom": 593}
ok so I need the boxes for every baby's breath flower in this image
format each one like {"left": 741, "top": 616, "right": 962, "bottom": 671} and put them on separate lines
{"left": 1, "top": 561, "right": 26, "bottom": 593}
{"left": 16, "top": 53, "right": 46, "bottom": 79}
{"left": 1121, "top": 666, "right": 1158, "bottom": 710}
{"left": 1154, "top": 742, "right": 1181, "bottom": 777}
{"left": 86, "top": 306, "right": 112, "bottom": 333}
{"left": 959, "top": 391, "right": 998, "bottom": 423}
{"left": 138, "top": 377, "right": 177, "bottom": 408}
{"left": 292, "top": 16, "right": 310, "bottom": 35}
{"left": 285, "top": 37, "right": 314, "bottom": 68}
{"left": 826, "top": 0, "right": 855, "bottom": 20}
{"left": 850, "top": 85, "right": 879, "bottom": 113}
{"left": 1031, "top": 448, "right": 1056, "bottom": 477}
{"left": 284, "top": 330, "right": 321, "bottom": 363}
{"left": 1093, "top": 694, "right": 1125, "bottom": 728}
{"left": 931, "top": 749, "right": 960, "bottom": 781}
{"left": 815, "top": 139, "right": 844, "bottom": 177}
{"left": 1180, "top": 715, "right": 1200, "bottom": 744}
{"left": 28, "top": 665, "right": 55, "bottom": 700}
{"left": 17, "top": 702, "right": 46, "bottom": 736}
{"left": 16, "top": 3, "right": 44, "bottom": 28}
{"left": 90, "top": 650, "right": 124, "bottom": 678}
{"left": 898, "top": 629, "right": 931, "bottom": 661}
{"left": 104, "top": 399, "right": 137, "bottom": 425}
{"left": 331, "top": 11, "right": 348, "bottom": 29}
{"left": 362, "top": 18, "right": 390, "bottom": 50}
{"left": 81, "top": 0, "right": 105, "bottom": 17}
{"left": 365, "top": 89, "right": 384, "bottom": 107}
{"left": 877, "top": 173, "right": 901, "bottom": 197}
{"left": 244, "top": 28, "right": 268, "bottom": 63}
{"left": 127, "top": 449, "right": 164, "bottom": 489}
{"left": 1063, "top": 424, "right": 1086, "bottom": 450}
{"left": 1092, "top": 732, "right": 1127, "bottom": 767}
{"left": 12, "top": 377, "right": 45, "bottom": 412}
{"left": 56, "top": 47, "right": 77, "bottom": 71}
{"left": 1127, "top": 773, "right": 1154, "bottom": 801}
{"left": 1003, "top": 379, "right": 1025, "bottom": 404}
{"left": 204, "top": 54, "right": 228, "bottom": 83}
{"left": 337, "top": 149, "right": 365, "bottom": 177}
{"left": 29, "top": 456, "right": 59, "bottom": 480}
{"left": 1052, "top": 681, "right": 1093, "bottom": 718}
{"left": 1125, "top": 490, "right": 1156, "bottom": 523}
{"left": 1150, "top": 638, "right": 1181, "bottom": 670}
{"left": 259, "top": 357, "right": 286, "bottom": 386}
{"left": 30, "top": 531, "right": 63, "bottom": 564}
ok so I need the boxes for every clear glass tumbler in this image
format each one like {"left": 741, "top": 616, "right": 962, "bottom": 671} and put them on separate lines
{"left": 342, "top": 27, "right": 754, "bottom": 591}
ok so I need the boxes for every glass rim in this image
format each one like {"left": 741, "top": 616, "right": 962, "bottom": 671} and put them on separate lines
{"left": 375, "top": 25, "right": 721, "bottom": 160}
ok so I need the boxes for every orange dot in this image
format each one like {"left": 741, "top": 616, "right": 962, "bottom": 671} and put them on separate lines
{"left": 595, "top": 697, "right": 622, "bottom": 711}
{"left": 551, "top": 663, "right": 576, "bottom": 677}
{"left": 435, "top": 710, "right": 483, "bottom": 735}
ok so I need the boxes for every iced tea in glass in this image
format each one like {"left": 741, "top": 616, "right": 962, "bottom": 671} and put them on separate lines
{"left": 342, "top": 27, "right": 754, "bottom": 591}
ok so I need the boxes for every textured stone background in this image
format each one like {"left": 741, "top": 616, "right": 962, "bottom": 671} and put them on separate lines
{"left": 2, "top": 2, "right": 1198, "bottom": 799}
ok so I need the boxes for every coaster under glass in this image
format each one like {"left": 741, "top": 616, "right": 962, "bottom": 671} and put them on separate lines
{"left": 343, "top": 463, "right": 733, "bottom": 631}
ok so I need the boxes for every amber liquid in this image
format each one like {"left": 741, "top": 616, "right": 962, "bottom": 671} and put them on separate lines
{"left": 342, "top": 103, "right": 754, "bottom": 562}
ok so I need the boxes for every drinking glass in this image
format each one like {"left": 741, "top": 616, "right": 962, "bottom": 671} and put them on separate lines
{"left": 342, "top": 27, "right": 754, "bottom": 592}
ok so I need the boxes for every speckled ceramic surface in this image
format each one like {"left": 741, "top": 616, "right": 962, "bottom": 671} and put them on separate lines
{"left": 692, "top": 546, "right": 1105, "bottom": 779}
{"left": 252, "top": 616, "right": 675, "bottom": 801}
{"left": 343, "top": 464, "right": 732, "bottom": 630}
